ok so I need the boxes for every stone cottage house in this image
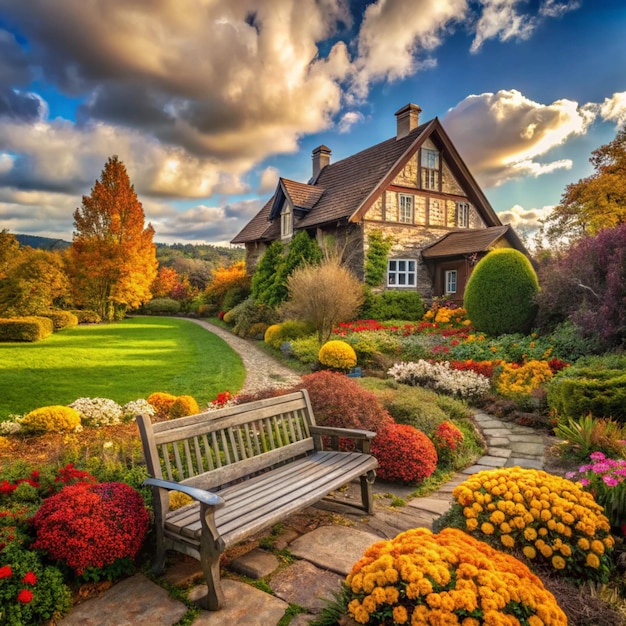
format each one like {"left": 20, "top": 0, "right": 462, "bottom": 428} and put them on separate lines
{"left": 231, "top": 104, "right": 528, "bottom": 303}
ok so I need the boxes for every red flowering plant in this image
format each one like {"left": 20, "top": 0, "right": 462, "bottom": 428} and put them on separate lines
{"left": 31, "top": 482, "right": 149, "bottom": 582}
{"left": 370, "top": 423, "right": 438, "bottom": 484}
{"left": 211, "top": 390, "right": 233, "bottom": 408}
{"left": 431, "top": 421, "right": 464, "bottom": 465}
{"left": 0, "top": 541, "right": 72, "bottom": 625}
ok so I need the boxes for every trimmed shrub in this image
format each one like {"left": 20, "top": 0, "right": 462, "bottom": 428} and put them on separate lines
{"left": 122, "top": 399, "right": 156, "bottom": 422}
{"left": 547, "top": 357, "right": 626, "bottom": 422}
{"left": 21, "top": 406, "right": 81, "bottom": 434}
{"left": 247, "top": 322, "right": 269, "bottom": 339}
{"left": 446, "top": 467, "right": 614, "bottom": 583}
{"left": 264, "top": 320, "right": 314, "bottom": 349}
{"left": 38, "top": 310, "right": 78, "bottom": 330}
{"left": 370, "top": 423, "right": 438, "bottom": 484}
{"left": 345, "top": 527, "right": 567, "bottom": 626}
{"left": 318, "top": 340, "right": 357, "bottom": 370}
{"left": 464, "top": 248, "right": 539, "bottom": 336}
{"left": 147, "top": 392, "right": 177, "bottom": 418}
{"left": 366, "top": 289, "right": 425, "bottom": 321}
{"left": 69, "top": 397, "right": 124, "bottom": 427}
{"left": 431, "top": 420, "right": 464, "bottom": 464}
{"left": 31, "top": 482, "right": 149, "bottom": 579}
{"left": 290, "top": 336, "right": 322, "bottom": 366}
{"left": 0, "top": 316, "right": 54, "bottom": 342}
{"left": 142, "top": 297, "right": 181, "bottom": 315}
{"left": 225, "top": 297, "right": 279, "bottom": 338}
{"left": 169, "top": 395, "right": 200, "bottom": 419}
{"left": 297, "top": 371, "right": 392, "bottom": 433}
{"left": 69, "top": 309, "right": 102, "bottom": 324}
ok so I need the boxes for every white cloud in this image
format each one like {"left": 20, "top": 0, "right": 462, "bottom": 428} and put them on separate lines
{"left": 599, "top": 91, "right": 626, "bottom": 128}
{"left": 539, "top": 0, "right": 581, "bottom": 19}
{"left": 258, "top": 166, "right": 280, "bottom": 194}
{"left": 443, "top": 89, "right": 596, "bottom": 187}
{"left": 471, "top": 0, "right": 536, "bottom": 53}
{"left": 498, "top": 203, "right": 554, "bottom": 232}
{"left": 338, "top": 111, "right": 364, "bottom": 133}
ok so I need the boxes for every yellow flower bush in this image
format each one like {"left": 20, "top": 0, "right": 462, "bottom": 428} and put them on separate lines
{"left": 147, "top": 392, "right": 177, "bottom": 418}
{"left": 495, "top": 360, "right": 553, "bottom": 397}
{"left": 169, "top": 490, "right": 194, "bottom": 510}
{"left": 451, "top": 467, "right": 614, "bottom": 583}
{"left": 318, "top": 340, "right": 357, "bottom": 370}
{"left": 345, "top": 527, "right": 566, "bottom": 626}
{"left": 21, "top": 406, "right": 81, "bottom": 434}
{"left": 264, "top": 323, "right": 282, "bottom": 347}
{"left": 423, "top": 306, "right": 470, "bottom": 328}
{"left": 169, "top": 395, "right": 200, "bottom": 419}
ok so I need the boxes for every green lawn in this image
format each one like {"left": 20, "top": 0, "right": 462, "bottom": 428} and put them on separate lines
{"left": 0, "top": 317, "right": 246, "bottom": 418}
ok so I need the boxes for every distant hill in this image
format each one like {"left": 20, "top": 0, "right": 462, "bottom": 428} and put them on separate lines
{"left": 15, "top": 234, "right": 71, "bottom": 250}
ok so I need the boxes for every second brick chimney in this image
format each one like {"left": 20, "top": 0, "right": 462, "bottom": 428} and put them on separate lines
{"left": 395, "top": 104, "right": 422, "bottom": 140}
{"left": 312, "top": 145, "right": 331, "bottom": 180}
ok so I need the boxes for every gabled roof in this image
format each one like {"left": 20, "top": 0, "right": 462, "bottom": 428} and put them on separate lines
{"left": 231, "top": 114, "right": 503, "bottom": 244}
{"left": 421, "top": 225, "right": 527, "bottom": 259}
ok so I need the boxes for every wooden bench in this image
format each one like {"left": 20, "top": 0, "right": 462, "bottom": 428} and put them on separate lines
{"left": 136, "top": 389, "right": 378, "bottom": 611}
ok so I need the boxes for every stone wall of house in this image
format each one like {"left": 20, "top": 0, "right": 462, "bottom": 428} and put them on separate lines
{"left": 244, "top": 241, "right": 268, "bottom": 273}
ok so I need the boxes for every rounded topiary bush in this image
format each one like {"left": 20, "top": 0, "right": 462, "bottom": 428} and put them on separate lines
{"left": 297, "top": 371, "right": 392, "bottom": 433}
{"left": 447, "top": 467, "right": 615, "bottom": 583}
{"left": 464, "top": 248, "right": 539, "bottom": 336}
{"left": 169, "top": 395, "right": 200, "bottom": 419}
{"left": 370, "top": 423, "right": 438, "bottom": 484}
{"left": 21, "top": 406, "right": 81, "bottom": 434}
{"left": 31, "top": 482, "right": 149, "bottom": 578}
{"left": 318, "top": 340, "right": 357, "bottom": 370}
{"left": 264, "top": 320, "right": 314, "bottom": 349}
{"left": 147, "top": 392, "right": 177, "bottom": 418}
{"left": 345, "top": 527, "right": 567, "bottom": 626}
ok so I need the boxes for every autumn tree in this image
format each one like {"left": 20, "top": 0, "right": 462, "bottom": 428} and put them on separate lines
{"left": 151, "top": 266, "right": 182, "bottom": 298}
{"left": 0, "top": 247, "right": 71, "bottom": 316}
{"left": 0, "top": 230, "right": 20, "bottom": 280}
{"left": 204, "top": 261, "right": 250, "bottom": 311}
{"left": 70, "top": 156, "right": 158, "bottom": 320}
{"left": 542, "top": 126, "right": 626, "bottom": 244}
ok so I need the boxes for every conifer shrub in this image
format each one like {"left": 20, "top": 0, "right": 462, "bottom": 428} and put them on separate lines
{"left": 31, "top": 482, "right": 149, "bottom": 579}
{"left": 370, "top": 423, "right": 438, "bottom": 484}
{"left": 0, "top": 316, "right": 54, "bottom": 342}
{"left": 169, "top": 395, "right": 200, "bottom": 419}
{"left": 21, "top": 406, "right": 81, "bottom": 434}
{"left": 318, "top": 340, "right": 357, "bottom": 370}
{"left": 464, "top": 248, "right": 539, "bottom": 336}
{"left": 297, "top": 371, "right": 392, "bottom": 433}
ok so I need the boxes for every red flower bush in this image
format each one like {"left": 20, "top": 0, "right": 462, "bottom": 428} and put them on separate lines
{"left": 31, "top": 482, "right": 149, "bottom": 577}
{"left": 0, "top": 470, "right": 40, "bottom": 497}
{"left": 371, "top": 423, "right": 438, "bottom": 484}
{"left": 297, "top": 371, "right": 392, "bottom": 433}
{"left": 54, "top": 463, "right": 98, "bottom": 489}
{"left": 431, "top": 421, "right": 464, "bottom": 464}
{"left": 449, "top": 359, "right": 495, "bottom": 379}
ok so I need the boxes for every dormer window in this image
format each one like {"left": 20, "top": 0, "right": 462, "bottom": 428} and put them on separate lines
{"left": 281, "top": 202, "right": 293, "bottom": 239}
{"left": 421, "top": 148, "right": 440, "bottom": 191}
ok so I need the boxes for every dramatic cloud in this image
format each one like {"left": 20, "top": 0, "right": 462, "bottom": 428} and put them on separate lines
{"left": 443, "top": 89, "right": 595, "bottom": 187}
{"left": 497, "top": 203, "right": 554, "bottom": 234}
{"left": 599, "top": 91, "right": 626, "bottom": 128}
{"left": 258, "top": 166, "right": 280, "bottom": 194}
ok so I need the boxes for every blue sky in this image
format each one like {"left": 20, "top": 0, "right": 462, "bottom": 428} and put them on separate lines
{"left": 0, "top": 0, "right": 624, "bottom": 246}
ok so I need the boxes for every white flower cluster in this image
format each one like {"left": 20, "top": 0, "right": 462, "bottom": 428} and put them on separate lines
{"left": 122, "top": 399, "right": 156, "bottom": 421}
{"left": 70, "top": 397, "right": 124, "bottom": 427}
{"left": 0, "top": 417, "right": 23, "bottom": 434}
{"left": 388, "top": 360, "right": 491, "bottom": 399}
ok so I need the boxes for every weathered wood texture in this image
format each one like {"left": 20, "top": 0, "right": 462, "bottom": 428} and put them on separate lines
{"left": 136, "top": 390, "right": 378, "bottom": 611}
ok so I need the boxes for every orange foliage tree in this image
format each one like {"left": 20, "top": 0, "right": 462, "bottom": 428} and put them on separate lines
{"left": 204, "top": 261, "right": 249, "bottom": 311}
{"left": 70, "top": 156, "right": 158, "bottom": 320}
{"left": 151, "top": 266, "right": 181, "bottom": 298}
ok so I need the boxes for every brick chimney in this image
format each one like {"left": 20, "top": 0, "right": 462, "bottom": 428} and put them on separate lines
{"left": 312, "top": 145, "right": 331, "bottom": 180}
{"left": 395, "top": 103, "right": 422, "bottom": 140}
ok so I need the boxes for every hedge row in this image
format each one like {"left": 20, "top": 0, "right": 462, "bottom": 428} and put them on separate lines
{"left": 0, "top": 316, "right": 55, "bottom": 342}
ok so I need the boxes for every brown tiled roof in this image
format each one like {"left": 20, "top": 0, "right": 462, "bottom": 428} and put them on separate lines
{"left": 230, "top": 197, "right": 274, "bottom": 244}
{"left": 281, "top": 179, "right": 324, "bottom": 210}
{"left": 421, "top": 226, "right": 511, "bottom": 259}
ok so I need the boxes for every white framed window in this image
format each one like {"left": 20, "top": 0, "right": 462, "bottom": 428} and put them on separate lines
{"left": 387, "top": 259, "right": 417, "bottom": 287}
{"left": 421, "top": 148, "right": 439, "bottom": 190}
{"left": 399, "top": 194, "right": 414, "bottom": 223}
{"left": 445, "top": 270, "right": 457, "bottom": 294}
{"left": 456, "top": 202, "right": 470, "bottom": 228}
{"left": 280, "top": 202, "right": 292, "bottom": 239}
{"left": 429, "top": 199, "right": 444, "bottom": 225}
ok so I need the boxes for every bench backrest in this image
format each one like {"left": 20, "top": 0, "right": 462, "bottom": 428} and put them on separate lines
{"left": 136, "top": 390, "right": 317, "bottom": 492}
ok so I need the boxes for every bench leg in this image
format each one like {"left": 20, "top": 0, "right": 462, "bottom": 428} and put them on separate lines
{"left": 152, "top": 531, "right": 167, "bottom": 576}
{"left": 360, "top": 470, "right": 376, "bottom": 514}
{"left": 198, "top": 506, "right": 226, "bottom": 611}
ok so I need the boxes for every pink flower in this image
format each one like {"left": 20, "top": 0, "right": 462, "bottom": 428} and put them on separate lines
{"left": 603, "top": 476, "right": 619, "bottom": 487}
{"left": 579, "top": 478, "right": 590, "bottom": 486}
{"left": 590, "top": 451, "right": 606, "bottom": 461}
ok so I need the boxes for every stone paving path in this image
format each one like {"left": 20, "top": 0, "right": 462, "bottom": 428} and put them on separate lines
{"left": 58, "top": 321, "right": 553, "bottom": 626}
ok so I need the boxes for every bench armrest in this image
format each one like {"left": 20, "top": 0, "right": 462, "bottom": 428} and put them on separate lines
{"left": 309, "top": 425, "right": 377, "bottom": 453}
{"left": 309, "top": 425, "right": 376, "bottom": 440}
{"left": 143, "top": 477, "right": 225, "bottom": 509}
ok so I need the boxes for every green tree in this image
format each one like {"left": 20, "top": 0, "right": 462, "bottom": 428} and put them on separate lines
{"left": 273, "top": 231, "right": 322, "bottom": 304}
{"left": 250, "top": 240, "right": 285, "bottom": 307}
{"left": 464, "top": 248, "right": 539, "bottom": 336}
{"left": 542, "top": 126, "right": 626, "bottom": 244}
{"left": 70, "top": 156, "right": 158, "bottom": 320}
{"left": 365, "top": 229, "right": 393, "bottom": 287}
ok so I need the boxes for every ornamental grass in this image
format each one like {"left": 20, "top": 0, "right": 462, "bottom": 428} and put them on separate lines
{"left": 345, "top": 526, "right": 567, "bottom": 626}
{"left": 449, "top": 467, "right": 615, "bottom": 584}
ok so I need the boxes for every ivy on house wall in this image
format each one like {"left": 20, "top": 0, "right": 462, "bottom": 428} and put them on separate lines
{"left": 364, "top": 229, "right": 393, "bottom": 287}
